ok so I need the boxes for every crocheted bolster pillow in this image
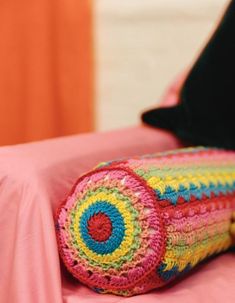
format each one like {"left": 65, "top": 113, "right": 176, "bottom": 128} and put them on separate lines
{"left": 56, "top": 147, "right": 235, "bottom": 296}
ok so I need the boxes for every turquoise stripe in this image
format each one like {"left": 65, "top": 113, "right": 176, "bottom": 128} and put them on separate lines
{"left": 155, "top": 181, "right": 235, "bottom": 205}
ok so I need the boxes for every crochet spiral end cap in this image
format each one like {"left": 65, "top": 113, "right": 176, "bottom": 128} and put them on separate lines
{"left": 56, "top": 167, "right": 166, "bottom": 296}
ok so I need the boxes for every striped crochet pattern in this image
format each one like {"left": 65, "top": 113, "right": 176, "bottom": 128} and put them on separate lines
{"left": 56, "top": 147, "right": 235, "bottom": 296}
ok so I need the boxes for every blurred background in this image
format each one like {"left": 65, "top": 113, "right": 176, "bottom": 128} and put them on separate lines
{"left": 0, "top": 0, "right": 228, "bottom": 145}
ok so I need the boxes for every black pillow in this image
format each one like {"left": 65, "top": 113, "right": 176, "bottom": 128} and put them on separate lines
{"left": 142, "top": 0, "right": 235, "bottom": 150}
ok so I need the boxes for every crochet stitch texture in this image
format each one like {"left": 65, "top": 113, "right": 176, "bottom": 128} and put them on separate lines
{"left": 56, "top": 147, "right": 235, "bottom": 296}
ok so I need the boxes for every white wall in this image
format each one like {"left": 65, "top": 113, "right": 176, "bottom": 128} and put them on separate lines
{"left": 94, "top": 0, "right": 229, "bottom": 131}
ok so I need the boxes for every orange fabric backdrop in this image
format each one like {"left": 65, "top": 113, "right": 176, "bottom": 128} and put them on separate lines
{"left": 0, "top": 0, "right": 94, "bottom": 145}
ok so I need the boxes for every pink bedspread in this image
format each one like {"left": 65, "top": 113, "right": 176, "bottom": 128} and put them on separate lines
{"left": 1, "top": 125, "right": 235, "bottom": 303}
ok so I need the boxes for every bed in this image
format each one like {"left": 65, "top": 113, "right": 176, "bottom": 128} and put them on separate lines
{"left": 1, "top": 79, "right": 234, "bottom": 303}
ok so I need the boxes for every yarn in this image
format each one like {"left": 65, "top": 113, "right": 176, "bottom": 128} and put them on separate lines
{"left": 56, "top": 147, "right": 235, "bottom": 296}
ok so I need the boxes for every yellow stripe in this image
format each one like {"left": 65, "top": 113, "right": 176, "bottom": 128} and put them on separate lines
{"left": 163, "top": 233, "right": 231, "bottom": 272}
{"left": 147, "top": 171, "right": 235, "bottom": 194}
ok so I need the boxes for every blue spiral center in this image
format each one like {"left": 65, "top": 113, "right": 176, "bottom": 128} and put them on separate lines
{"left": 79, "top": 201, "right": 125, "bottom": 254}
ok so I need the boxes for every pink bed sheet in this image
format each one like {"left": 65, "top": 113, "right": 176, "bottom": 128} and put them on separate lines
{"left": 0, "top": 126, "right": 175, "bottom": 302}
{"left": 0, "top": 125, "right": 234, "bottom": 303}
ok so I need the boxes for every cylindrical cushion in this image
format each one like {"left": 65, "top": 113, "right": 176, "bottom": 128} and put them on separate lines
{"left": 56, "top": 147, "right": 235, "bottom": 296}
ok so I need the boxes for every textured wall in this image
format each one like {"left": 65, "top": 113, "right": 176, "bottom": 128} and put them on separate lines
{"left": 95, "top": 0, "right": 228, "bottom": 131}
